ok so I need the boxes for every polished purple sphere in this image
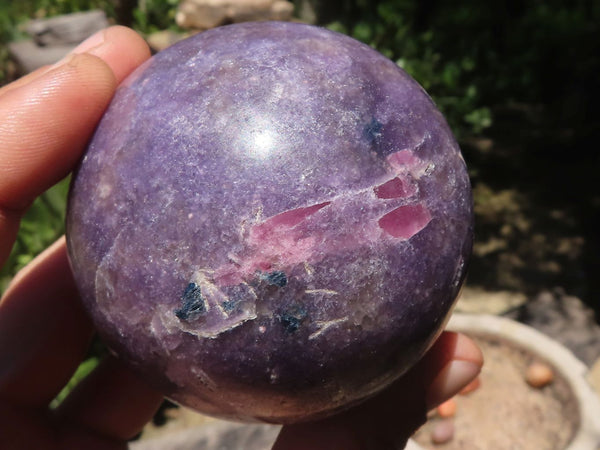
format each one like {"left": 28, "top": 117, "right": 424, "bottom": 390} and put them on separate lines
{"left": 66, "top": 21, "right": 472, "bottom": 423}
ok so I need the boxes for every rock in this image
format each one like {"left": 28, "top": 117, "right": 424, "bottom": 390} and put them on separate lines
{"left": 436, "top": 398, "right": 457, "bottom": 418}
{"left": 455, "top": 286, "right": 527, "bottom": 315}
{"left": 66, "top": 22, "right": 472, "bottom": 423}
{"left": 176, "top": 0, "right": 228, "bottom": 29}
{"left": 131, "top": 421, "right": 281, "bottom": 450}
{"left": 26, "top": 10, "right": 108, "bottom": 46}
{"left": 463, "top": 136, "right": 494, "bottom": 154}
{"left": 525, "top": 362, "right": 554, "bottom": 388}
{"left": 508, "top": 289, "right": 600, "bottom": 366}
{"left": 431, "top": 419, "right": 454, "bottom": 445}
{"left": 270, "top": 0, "right": 295, "bottom": 20}
{"left": 146, "top": 30, "right": 191, "bottom": 52}
{"left": 175, "top": 0, "right": 294, "bottom": 30}
{"left": 8, "top": 39, "right": 75, "bottom": 73}
{"left": 294, "top": 0, "right": 318, "bottom": 24}
{"left": 8, "top": 10, "right": 110, "bottom": 74}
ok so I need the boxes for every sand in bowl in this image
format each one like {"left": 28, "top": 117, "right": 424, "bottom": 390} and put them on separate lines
{"left": 413, "top": 334, "right": 579, "bottom": 449}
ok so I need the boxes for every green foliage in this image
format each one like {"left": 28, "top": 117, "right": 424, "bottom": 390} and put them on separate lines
{"left": 132, "top": 0, "right": 180, "bottom": 34}
{"left": 0, "top": 0, "right": 115, "bottom": 19}
{"left": 326, "top": 0, "right": 600, "bottom": 138}
{"left": 327, "top": 3, "right": 493, "bottom": 137}
{"left": 0, "top": 178, "right": 70, "bottom": 294}
{"left": 464, "top": 107, "right": 492, "bottom": 135}
{"left": 49, "top": 356, "right": 100, "bottom": 408}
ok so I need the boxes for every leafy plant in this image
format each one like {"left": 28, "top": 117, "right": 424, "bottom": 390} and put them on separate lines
{"left": 132, "top": 0, "right": 180, "bottom": 34}
{"left": 0, "top": 178, "right": 70, "bottom": 294}
{"left": 49, "top": 356, "right": 100, "bottom": 408}
{"left": 327, "top": 1, "right": 493, "bottom": 137}
{"left": 324, "top": 0, "right": 598, "bottom": 139}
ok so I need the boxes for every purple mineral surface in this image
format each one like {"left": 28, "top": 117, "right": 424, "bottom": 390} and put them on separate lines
{"left": 66, "top": 21, "right": 473, "bottom": 423}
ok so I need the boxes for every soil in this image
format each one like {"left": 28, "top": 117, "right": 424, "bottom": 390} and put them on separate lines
{"left": 413, "top": 334, "right": 579, "bottom": 450}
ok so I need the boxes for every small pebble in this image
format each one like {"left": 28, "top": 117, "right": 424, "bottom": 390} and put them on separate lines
{"left": 459, "top": 376, "right": 481, "bottom": 395}
{"left": 526, "top": 362, "right": 554, "bottom": 388}
{"left": 431, "top": 419, "right": 454, "bottom": 445}
{"left": 436, "top": 398, "right": 457, "bottom": 418}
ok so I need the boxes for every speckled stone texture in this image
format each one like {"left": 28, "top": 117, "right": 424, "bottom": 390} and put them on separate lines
{"left": 66, "top": 21, "right": 473, "bottom": 423}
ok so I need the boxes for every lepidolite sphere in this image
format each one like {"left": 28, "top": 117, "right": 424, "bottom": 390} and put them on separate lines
{"left": 66, "top": 21, "right": 473, "bottom": 423}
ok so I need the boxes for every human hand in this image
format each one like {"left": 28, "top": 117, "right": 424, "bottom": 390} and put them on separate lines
{"left": 0, "top": 26, "right": 161, "bottom": 449}
{"left": 0, "top": 26, "right": 482, "bottom": 450}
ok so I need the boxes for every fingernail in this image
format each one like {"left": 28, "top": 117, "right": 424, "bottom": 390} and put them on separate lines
{"left": 49, "top": 29, "right": 107, "bottom": 69}
{"left": 72, "top": 29, "right": 106, "bottom": 54}
{"left": 426, "top": 360, "right": 481, "bottom": 409}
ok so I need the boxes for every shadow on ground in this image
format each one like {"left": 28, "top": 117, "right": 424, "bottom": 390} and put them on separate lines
{"left": 462, "top": 101, "right": 600, "bottom": 321}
